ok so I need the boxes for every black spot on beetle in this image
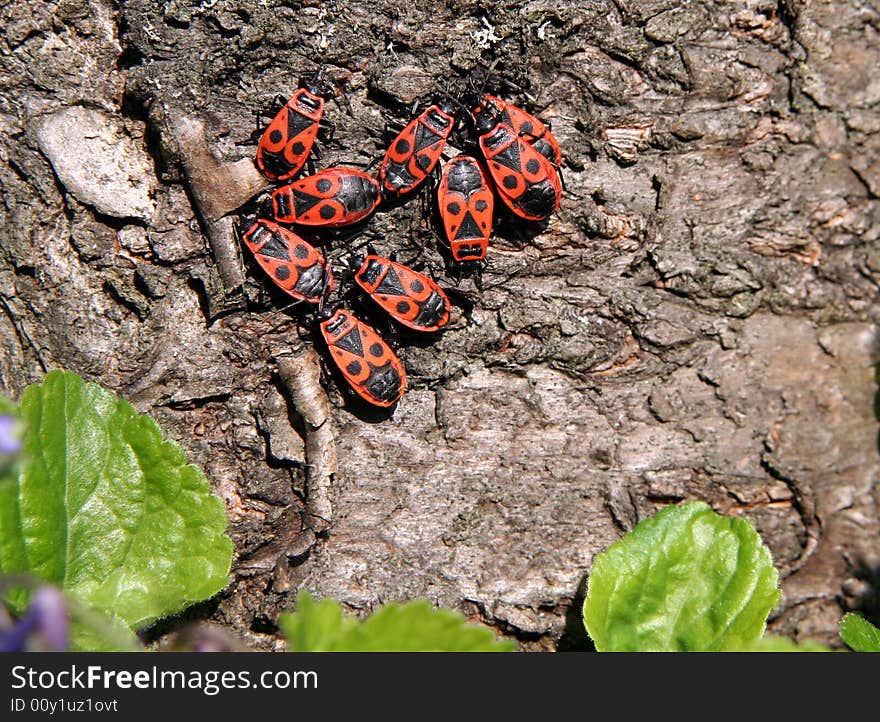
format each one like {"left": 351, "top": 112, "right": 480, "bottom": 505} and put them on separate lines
{"left": 503, "top": 174, "right": 518, "bottom": 189}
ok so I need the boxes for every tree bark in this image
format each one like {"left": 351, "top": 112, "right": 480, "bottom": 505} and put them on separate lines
{"left": 1, "top": 0, "right": 878, "bottom": 650}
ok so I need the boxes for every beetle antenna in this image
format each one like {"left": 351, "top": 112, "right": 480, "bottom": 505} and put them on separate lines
{"left": 478, "top": 58, "right": 501, "bottom": 95}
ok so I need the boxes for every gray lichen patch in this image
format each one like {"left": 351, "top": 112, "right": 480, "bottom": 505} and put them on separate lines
{"left": 35, "top": 106, "right": 157, "bottom": 221}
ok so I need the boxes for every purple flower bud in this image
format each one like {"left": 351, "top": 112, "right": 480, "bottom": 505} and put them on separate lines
{"left": 0, "top": 610, "right": 35, "bottom": 652}
{"left": 31, "top": 586, "right": 70, "bottom": 650}
{"left": 0, "top": 415, "right": 20, "bottom": 455}
{"left": 0, "top": 586, "right": 69, "bottom": 652}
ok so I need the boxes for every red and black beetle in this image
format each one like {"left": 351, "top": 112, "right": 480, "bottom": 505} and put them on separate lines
{"left": 319, "top": 308, "right": 406, "bottom": 407}
{"left": 238, "top": 218, "right": 332, "bottom": 303}
{"left": 436, "top": 155, "right": 494, "bottom": 263}
{"left": 255, "top": 74, "right": 335, "bottom": 182}
{"left": 378, "top": 100, "right": 458, "bottom": 198}
{"left": 476, "top": 118, "right": 561, "bottom": 222}
{"left": 353, "top": 254, "right": 450, "bottom": 332}
{"left": 271, "top": 167, "right": 381, "bottom": 227}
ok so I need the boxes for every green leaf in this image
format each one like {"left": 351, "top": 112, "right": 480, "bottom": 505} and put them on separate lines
{"left": 281, "top": 592, "right": 517, "bottom": 652}
{"left": 583, "top": 500, "right": 780, "bottom": 651}
{"left": 68, "top": 602, "right": 142, "bottom": 652}
{"left": 280, "top": 593, "right": 359, "bottom": 651}
{"left": 734, "top": 635, "right": 830, "bottom": 652}
{"left": 0, "top": 395, "right": 16, "bottom": 416}
{"left": 0, "top": 370, "right": 233, "bottom": 630}
{"left": 840, "top": 613, "right": 880, "bottom": 652}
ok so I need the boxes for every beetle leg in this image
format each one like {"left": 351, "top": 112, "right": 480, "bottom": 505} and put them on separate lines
{"left": 362, "top": 154, "right": 382, "bottom": 173}
{"left": 383, "top": 119, "right": 406, "bottom": 140}
{"left": 276, "top": 298, "right": 307, "bottom": 315}
{"left": 471, "top": 259, "right": 489, "bottom": 293}
{"left": 318, "top": 118, "right": 336, "bottom": 144}
{"left": 311, "top": 139, "right": 324, "bottom": 162}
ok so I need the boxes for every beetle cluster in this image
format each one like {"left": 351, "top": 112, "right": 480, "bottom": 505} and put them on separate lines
{"left": 239, "top": 70, "right": 562, "bottom": 410}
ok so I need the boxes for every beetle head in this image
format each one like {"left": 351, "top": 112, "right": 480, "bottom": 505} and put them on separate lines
{"left": 301, "top": 69, "right": 335, "bottom": 100}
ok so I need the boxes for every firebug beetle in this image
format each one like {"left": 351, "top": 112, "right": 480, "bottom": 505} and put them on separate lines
{"left": 255, "top": 74, "right": 334, "bottom": 182}
{"left": 379, "top": 101, "right": 458, "bottom": 198}
{"left": 476, "top": 120, "right": 561, "bottom": 221}
{"left": 272, "top": 167, "right": 381, "bottom": 227}
{"left": 319, "top": 308, "right": 406, "bottom": 407}
{"left": 353, "top": 255, "right": 450, "bottom": 332}
{"left": 437, "top": 155, "right": 494, "bottom": 262}
{"left": 470, "top": 94, "right": 562, "bottom": 166}
{"left": 238, "top": 218, "right": 332, "bottom": 303}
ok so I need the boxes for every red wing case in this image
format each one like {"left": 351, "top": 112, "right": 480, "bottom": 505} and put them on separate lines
{"left": 240, "top": 219, "right": 331, "bottom": 302}
{"left": 437, "top": 155, "right": 493, "bottom": 262}
{"left": 379, "top": 104, "right": 455, "bottom": 197}
{"left": 479, "top": 123, "right": 561, "bottom": 221}
{"left": 354, "top": 255, "right": 450, "bottom": 331}
{"left": 481, "top": 95, "right": 562, "bottom": 167}
{"left": 255, "top": 88, "right": 325, "bottom": 181}
{"left": 320, "top": 309, "right": 406, "bottom": 407}
{"left": 272, "top": 168, "right": 381, "bottom": 227}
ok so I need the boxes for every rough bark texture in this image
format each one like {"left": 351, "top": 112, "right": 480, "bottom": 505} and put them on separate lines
{"left": 1, "top": 0, "right": 878, "bottom": 650}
